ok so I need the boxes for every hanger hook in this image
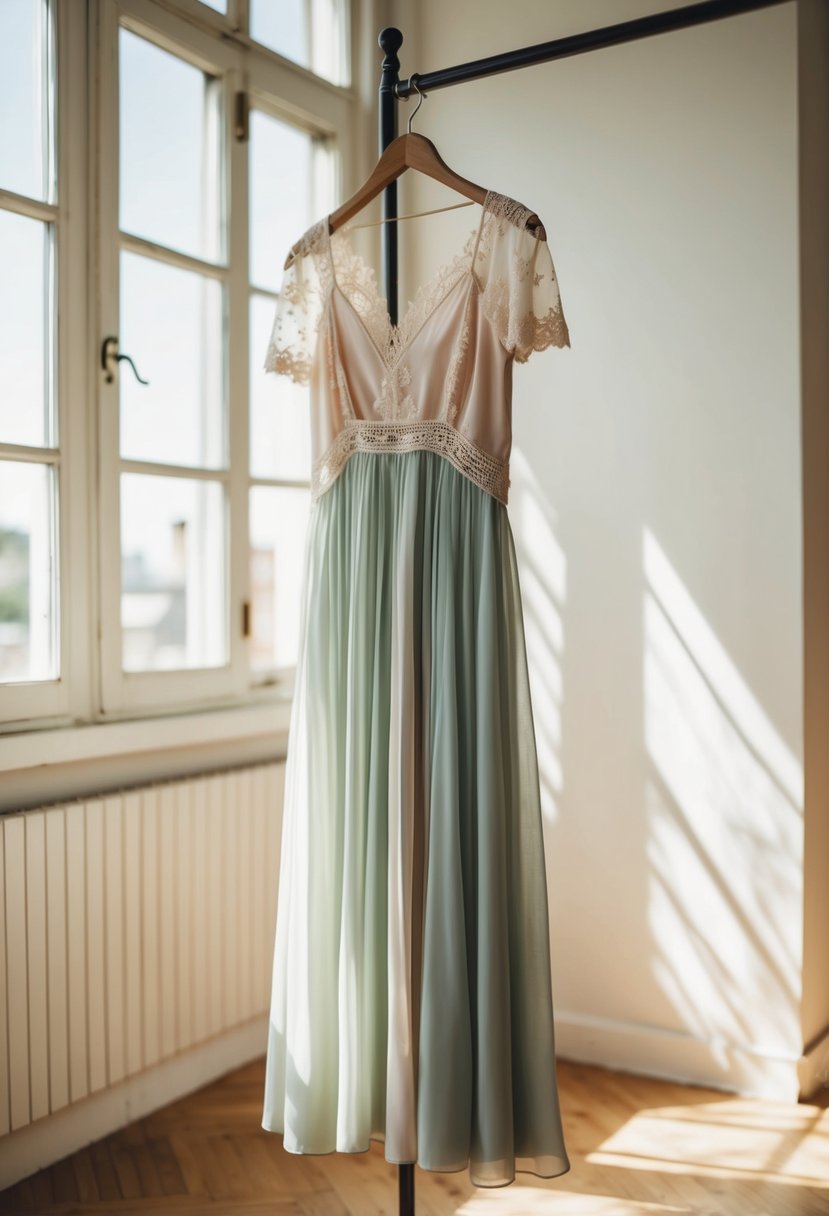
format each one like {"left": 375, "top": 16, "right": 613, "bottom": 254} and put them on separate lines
{"left": 406, "top": 74, "right": 427, "bottom": 134}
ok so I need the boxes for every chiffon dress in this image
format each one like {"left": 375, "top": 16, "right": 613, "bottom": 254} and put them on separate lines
{"left": 261, "top": 188, "right": 572, "bottom": 1188}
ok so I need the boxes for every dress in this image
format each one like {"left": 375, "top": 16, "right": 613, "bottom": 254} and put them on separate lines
{"left": 260, "top": 187, "right": 572, "bottom": 1189}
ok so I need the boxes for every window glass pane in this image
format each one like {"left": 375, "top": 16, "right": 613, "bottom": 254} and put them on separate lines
{"left": 249, "top": 116, "right": 335, "bottom": 481}
{"left": 119, "top": 28, "right": 223, "bottom": 263}
{"left": 249, "top": 485, "right": 310, "bottom": 672}
{"left": 0, "top": 461, "right": 57, "bottom": 683}
{"left": 251, "top": 0, "right": 306, "bottom": 68}
{"left": 199, "top": 0, "right": 227, "bottom": 10}
{"left": 120, "top": 252, "right": 225, "bottom": 469}
{"left": 308, "top": 0, "right": 349, "bottom": 86}
{"left": 0, "top": 210, "right": 53, "bottom": 448}
{"left": 250, "top": 0, "right": 349, "bottom": 86}
{"left": 121, "top": 473, "right": 227, "bottom": 672}
{"left": 249, "top": 111, "right": 314, "bottom": 293}
{"left": 0, "top": 0, "right": 53, "bottom": 200}
{"left": 249, "top": 296, "right": 310, "bottom": 481}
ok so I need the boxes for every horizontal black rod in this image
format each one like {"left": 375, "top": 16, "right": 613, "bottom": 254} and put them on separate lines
{"left": 393, "top": 0, "right": 789, "bottom": 96}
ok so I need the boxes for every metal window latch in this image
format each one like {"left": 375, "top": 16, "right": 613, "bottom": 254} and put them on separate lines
{"left": 101, "top": 336, "right": 150, "bottom": 385}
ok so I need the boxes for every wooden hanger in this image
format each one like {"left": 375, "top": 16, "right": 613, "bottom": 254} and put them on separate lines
{"left": 285, "top": 78, "right": 545, "bottom": 268}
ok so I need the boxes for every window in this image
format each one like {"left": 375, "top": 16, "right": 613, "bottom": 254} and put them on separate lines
{"left": 250, "top": 0, "right": 351, "bottom": 87}
{"left": 116, "top": 30, "right": 228, "bottom": 682}
{"left": 0, "top": 0, "right": 64, "bottom": 723}
{"left": 0, "top": 0, "right": 353, "bottom": 732}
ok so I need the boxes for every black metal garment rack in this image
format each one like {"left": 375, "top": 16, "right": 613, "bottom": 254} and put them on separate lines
{"left": 374, "top": 3, "right": 786, "bottom": 1213}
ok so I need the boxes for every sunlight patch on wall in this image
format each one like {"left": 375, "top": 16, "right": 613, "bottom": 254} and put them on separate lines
{"left": 510, "top": 448, "right": 567, "bottom": 817}
{"left": 642, "top": 528, "right": 802, "bottom": 1062}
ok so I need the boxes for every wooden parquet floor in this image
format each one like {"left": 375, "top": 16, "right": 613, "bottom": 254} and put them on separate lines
{"left": 2, "top": 1057, "right": 828, "bottom": 1215}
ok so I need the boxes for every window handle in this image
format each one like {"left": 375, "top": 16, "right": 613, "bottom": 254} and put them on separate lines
{"left": 101, "top": 335, "right": 150, "bottom": 385}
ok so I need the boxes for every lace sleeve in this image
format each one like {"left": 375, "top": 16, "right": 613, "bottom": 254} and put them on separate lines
{"left": 479, "top": 217, "right": 570, "bottom": 362}
{"left": 263, "top": 237, "right": 325, "bottom": 384}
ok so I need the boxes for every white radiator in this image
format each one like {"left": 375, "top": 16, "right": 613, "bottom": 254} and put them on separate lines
{"left": 0, "top": 761, "right": 285, "bottom": 1137}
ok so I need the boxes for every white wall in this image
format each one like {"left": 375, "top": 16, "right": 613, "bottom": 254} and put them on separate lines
{"left": 388, "top": 0, "right": 810, "bottom": 1099}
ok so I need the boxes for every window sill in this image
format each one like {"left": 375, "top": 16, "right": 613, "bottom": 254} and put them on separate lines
{"left": 0, "top": 698, "right": 294, "bottom": 815}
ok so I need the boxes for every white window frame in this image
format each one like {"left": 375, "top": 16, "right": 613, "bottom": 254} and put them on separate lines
{"left": 96, "top": 0, "right": 355, "bottom": 717}
{"left": 0, "top": 1, "right": 92, "bottom": 729}
{"left": 0, "top": 0, "right": 372, "bottom": 785}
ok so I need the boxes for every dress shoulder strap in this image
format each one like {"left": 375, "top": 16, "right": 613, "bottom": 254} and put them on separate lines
{"left": 284, "top": 217, "right": 328, "bottom": 270}
{"left": 486, "top": 190, "right": 537, "bottom": 231}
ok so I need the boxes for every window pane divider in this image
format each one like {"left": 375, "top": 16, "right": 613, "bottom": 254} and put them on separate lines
{"left": 249, "top": 476, "right": 309, "bottom": 490}
{"left": 0, "top": 189, "right": 57, "bottom": 224}
{"left": 0, "top": 443, "right": 60, "bottom": 465}
{"left": 119, "top": 230, "right": 229, "bottom": 280}
{"left": 119, "top": 457, "right": 230, "bottom": 481}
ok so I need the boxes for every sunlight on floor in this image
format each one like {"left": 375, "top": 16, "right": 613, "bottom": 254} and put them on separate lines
{"left": 448, "top": 1091, "right": 829, "bottom": 1214}
{"left": 456, "top": 1187, "right": 687, "bottom": 1214}
{"left": 586, "top": 1096, "right": 829, "bottom": 1186}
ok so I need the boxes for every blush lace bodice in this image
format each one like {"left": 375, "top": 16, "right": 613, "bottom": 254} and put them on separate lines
{"left": 264, "top": 189, "right": 571, "bottom": 505}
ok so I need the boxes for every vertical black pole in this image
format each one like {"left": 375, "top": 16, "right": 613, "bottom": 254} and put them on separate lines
{"left": 378, "top": 39, "right": 414, "bottom": 1216}
{"left": 378, "top": 27, "right": 403, "bottom": 324}
{"left": 399, "top": 1159, "right": 415, "bottom": 1216}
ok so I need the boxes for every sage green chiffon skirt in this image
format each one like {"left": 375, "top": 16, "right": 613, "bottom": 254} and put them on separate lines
{"left": 262, "top": 448, "right": 570, "bottom": 1189}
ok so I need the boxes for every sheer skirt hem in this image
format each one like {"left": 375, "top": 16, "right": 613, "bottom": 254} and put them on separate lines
{"left": 261, "top": 1122, "right": 571, "bottom": 1189}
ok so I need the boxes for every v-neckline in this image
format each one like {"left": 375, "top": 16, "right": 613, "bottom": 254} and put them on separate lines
{"left": 325, "top": 188, "right": 493, "bottom": 364}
